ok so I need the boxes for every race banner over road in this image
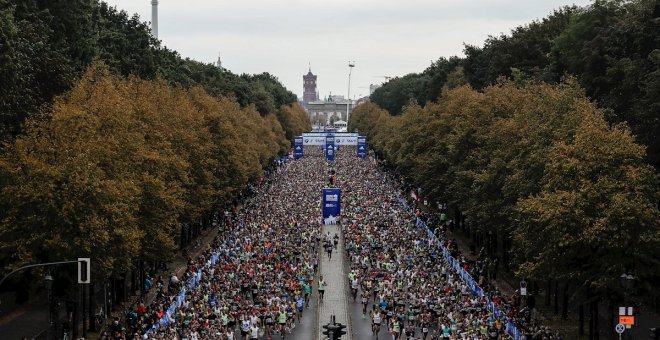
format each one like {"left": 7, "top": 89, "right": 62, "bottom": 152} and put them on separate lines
{"left": 334, "top": 137, "right": 358, "bottom": 145}
{"left": 302, "top": 133, "right": 359, "bottom": 146}
{"left": 325, "top": 136, "right": 335, "bottom": 161}
{"left": 303, "top": 136, "right": 327, "bottom": 145}
{"left": 322, "top": 188, "right": 341, "bottom": 224}
{"left": 357, "top": 136, "right": 367, "bottom": 159}
{"left": 302, "top": 132, "right": 358, "bottom": 137}
{"left": 294, "top": 137, "right": 303, "bottom": 159}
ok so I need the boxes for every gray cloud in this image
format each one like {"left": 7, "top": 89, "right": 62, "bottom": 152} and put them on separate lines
{"left": 104, "top": 0, "right": 592, "bottom": 98}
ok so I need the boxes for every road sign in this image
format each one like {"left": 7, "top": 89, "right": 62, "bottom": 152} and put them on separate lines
{"left": 520, "top": 280, "right": 527, "bottom": 296}
{"left": 615, "top": 323, "right": 625, "bottom": 334}
{"left": 619, "top": 306, "right": 634, "bottom": 329}
{"left": 78, "top": 258, "right": 90, "bottom": 284}
{"left": 619, "top": 315, "right": 635, "bottom": 325}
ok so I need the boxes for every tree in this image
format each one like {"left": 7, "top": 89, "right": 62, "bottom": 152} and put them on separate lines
{"left": 0, "top": 61, "right": 301, "bottom": 278}
{"left": 0, "top": 0, "right": 301, "bottom": 142}
{"left": 515, "top": 109, "right": 660, "bottom": 298}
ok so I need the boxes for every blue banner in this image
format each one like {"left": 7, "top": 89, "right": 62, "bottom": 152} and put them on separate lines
{"left": 412, "top": 214, "right": 523, "bottom": 340}
{"left": 294, "top": 137, "right": 303, "bottom": 159}
{"left": 357, "top": 136, "right": 367, "bottom": 159}
{"left": 325, "top": 136, "right": 335, "bottom": 161}
{"left": 322, "top": 188, "right": 341, "bottom": 224}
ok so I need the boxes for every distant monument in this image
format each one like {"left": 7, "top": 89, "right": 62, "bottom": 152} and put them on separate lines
{"left": 324, "top": 215, "right": 338, "bottom": 225}
{"left": 302, "top": 66, "right": 355, "bottom": 127}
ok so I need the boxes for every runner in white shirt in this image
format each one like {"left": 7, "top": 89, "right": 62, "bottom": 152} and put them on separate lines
{"left": 249, "top": 324, "right": 260, "bottom": 340}
{"left": 372, "top": 308, "right": 382, "bottom": 335}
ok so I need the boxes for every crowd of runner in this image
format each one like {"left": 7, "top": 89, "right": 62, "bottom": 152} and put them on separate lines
{"left": 105, "top": 149, "right": 333, "bottom": 339}
{"left": 104, "top": 145, "right": 560, "bottom": 339}
{"left": 336, "top": 151, "right": 561, "bottom": 339}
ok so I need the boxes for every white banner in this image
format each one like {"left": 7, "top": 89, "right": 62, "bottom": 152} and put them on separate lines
{"left": 303, "top": 132, "right": 358, "bottom": 137}
{"left": 334, "top": 137, "right": 358, "bottom": 145}
{"left": 303, "top": 137, "right": 327, "bottom": 145}
{"left": 303, "top": 136, "right": 359, "bottom": 145}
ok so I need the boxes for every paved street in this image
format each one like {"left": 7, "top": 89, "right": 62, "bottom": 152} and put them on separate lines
{"left": 286, "top": 277, "right": 319, "bottom": 339}
{"left": 317, "top": 224, "right": 352, "bottom": 340}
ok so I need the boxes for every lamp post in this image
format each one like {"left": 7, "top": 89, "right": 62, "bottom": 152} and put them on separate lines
{"left": 44, "top": 272, "right": 53, "bottom": 340}
{"left": 619, "top": 273, "right": 634, "bottom": 290}
{"left": 618, "top": 272, "right": 635, "bottom": 339}
{"left": 347, "top": 61, "right": 355, "bottom": 123}
{"left": 619, "top": 273, "right": 635, "bottom": 306}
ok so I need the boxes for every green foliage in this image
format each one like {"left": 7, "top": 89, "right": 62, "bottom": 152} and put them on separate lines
{"left": 463, "top": 6, "right": 577, "bottom": 89}
{"left": 373, "top": 0, "right": 659, "bottom": 165}
{"left": 0, "top": 0, "right": 75, "bottom": 138}
{"left": 515, "top": 113, "right": 660, "bottom": 294}
{"left": 369, "top": 57, "right": 463, "bottom": 115}
{"left": 0, "top": 62, "right": 296, "bottom": 277}
{"left": 350, "top": 80, "right": 660, "bottom": 297}
{"left": 462, "top": 0, "right": 660, "bottom": 164}
{"left": 0, "top": 0, "right": 300, "bottom": 141}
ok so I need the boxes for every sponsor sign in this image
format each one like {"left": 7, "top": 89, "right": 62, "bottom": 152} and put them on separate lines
{"left": 303, "top": 136, "right": 327, "bottom": 145}
{"left": 357, "top": 136, "right": 367, "bottom": 159}
{"left": 294, "top": 137, "right": 303, "bottom": 159}
{"left": 325, "top": 136, "right": 335, "bottom": 161}
{"left": 322, "top": 188, "right": 341, "bottom": 224}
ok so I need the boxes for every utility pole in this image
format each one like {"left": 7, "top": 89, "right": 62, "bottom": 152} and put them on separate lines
{"left": 347, "top": 61, "right": 355, "bottom": 123}
{"left": 0, "top": 259, "right": 90, "bottom": 340}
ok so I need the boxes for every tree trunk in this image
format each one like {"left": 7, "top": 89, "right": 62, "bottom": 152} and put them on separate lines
{"left": 502, "top": 235, "right": 510, "bottom": 271}
{"left": 72, "top": 297, "right": 79, "bottom": 340}
{"left": 533, "top": 281, "right": 540, "bottom": 296}
{"left": 562, "top": 282, "right": 569, "bottom": 320}
{"left": 594, "top": 299, "right": 599, "bottom": 340}
{"left": 554, "top": 281, "right": 559, "bottom": 315}
{"left": 609, "top": 302, "right": 615, "bottom": 337}
{"left": 139, "top": 259, "right": 145, "bottom": 298}
{"left": 180, "top": 224, "right": 186, "bottom": 249}
{"left": 82, "top": 285, "right": 87, "bottom": 339}
{"left": 88, "top": 282, "right": 96, "bottom": 331}
{"left": 587, "top": 300, "right": 595, "bottom": 340}
{"left": 546, "top": 280, "right": 552, "bottom": 306}
{"left": 579, "top": 304, "right": 584, "bottom": 335}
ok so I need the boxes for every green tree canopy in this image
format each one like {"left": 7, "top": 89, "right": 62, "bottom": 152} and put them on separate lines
{"left": 0, "top": 62, "right": 300, "bottom": 278}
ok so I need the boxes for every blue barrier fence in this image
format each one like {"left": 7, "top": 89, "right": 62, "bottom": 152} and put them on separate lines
{"left": 143, "top": 246, "right": 224, "bottom": 337}
{"left": 398, "top": 197, "right": 523, "bottom": 339}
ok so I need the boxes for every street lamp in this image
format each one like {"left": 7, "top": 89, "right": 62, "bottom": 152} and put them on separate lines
{"left": 347, "top": 61, "right": 355, "bottom": 123}
{"left": 618, "top": 272, "right": 635, "bottom": 338}
{"left": 619, "top": 273, "right": 634, "bottom": 293}
{"left": 44, "top": 272, "right": 53, "bottom": 340}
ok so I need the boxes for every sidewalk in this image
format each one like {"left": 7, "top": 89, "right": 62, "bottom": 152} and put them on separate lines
{"left": 317, "top": 224, "right": 352, "bottom": 340}
{"left": 0, "top": 221, "right": 224, "bottom": 340}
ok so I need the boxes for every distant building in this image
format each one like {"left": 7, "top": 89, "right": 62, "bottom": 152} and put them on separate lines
{"left": 302, "top": 67, "right": 319, "bottom": 108}
{"left": 302, "top": 66, "right": 356, "bottom": 127}
{"left": 307, "top": 95, "right": 355, "bottom": 128}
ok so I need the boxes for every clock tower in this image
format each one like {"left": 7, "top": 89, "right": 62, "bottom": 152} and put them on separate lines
{"left": 303, "top": 66, "right": 318, "bottom": 105}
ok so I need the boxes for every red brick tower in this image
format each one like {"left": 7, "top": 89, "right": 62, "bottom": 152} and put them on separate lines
{"left": 303, "top": 66, "right": 318, "bottom": 104}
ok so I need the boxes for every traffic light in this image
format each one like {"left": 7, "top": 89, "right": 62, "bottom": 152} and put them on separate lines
{"left": 334, "top": 323, "right": 347, "bottom": 339}
{"left": 322, "top": 323, "right": 338, "bottom": 338}
{"left": 650, "top": 327, "right": 660, "bottom": 340}
{"left": 78, "top": 258, "right": 90, "bottom": 284}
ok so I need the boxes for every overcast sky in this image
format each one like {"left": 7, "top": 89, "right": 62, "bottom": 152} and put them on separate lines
{"left": 103, "top": 0, "right": 592, "bottom": 100}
